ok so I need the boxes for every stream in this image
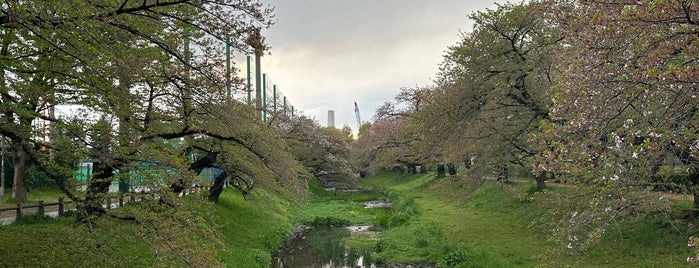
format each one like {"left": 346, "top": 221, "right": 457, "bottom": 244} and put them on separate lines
{"left": 272, "top": 225, "right": 377, "bottom": 268}
{"left": 273, "top": 197, "right": 390, "bottom": 268}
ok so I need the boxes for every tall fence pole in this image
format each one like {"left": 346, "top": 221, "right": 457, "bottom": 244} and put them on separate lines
{"left": 262, "top": 73, "right": 267, "bottom": 122}
{"left": 250, "top": 27, "right": 264, "bottom": 117}
{"left": 225, "top": 34, "right": 231, "bottom": 102}
{"left": 273, "top": 85, "right": 277, "bottom": 114}
{"left": 247, "top": 55, "right": 252, "bottom": 105}
{"left": 255, "top": 53, "right": 262, "bottom": 117}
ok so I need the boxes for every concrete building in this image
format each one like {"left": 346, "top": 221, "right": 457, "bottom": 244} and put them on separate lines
{"left": 327, "top": 110, "right": 335, "bottom": 128}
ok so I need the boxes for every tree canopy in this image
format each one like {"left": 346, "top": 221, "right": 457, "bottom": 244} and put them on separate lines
{"left": 353, "top": 0, "right": 698, "bottom": 256}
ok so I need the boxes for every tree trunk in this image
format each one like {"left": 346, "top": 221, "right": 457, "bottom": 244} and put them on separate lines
{"left": 497, "top": 163, "right": 509, "bottom": 183}
{"left": 11, "top": 141, "right": 28, "bottom": 202}
{"left": 447, "top": 163, "right": 457, "bottom": 175}
{"left": 464, "top": 158, "right": 472, "bottom": 169}
{"left": 691, "top": 171, "right": 699, "bottom": 217}
{"left": 208, "top": 172, "right": 228, "bottom": 202}
{"left": 409, "top": 164, "right": 417, "bottom": 174}
{"left": 437, "top": 164, "right": 445, "bottom": 177}
{"left": 84, "top": 161, "right": 115, "bottom": 215}
{"left": 359, "top": 170, "right": 367, "bottom": 178}
{"left": 535, "top": 172, "right": 546, "bottom": 190}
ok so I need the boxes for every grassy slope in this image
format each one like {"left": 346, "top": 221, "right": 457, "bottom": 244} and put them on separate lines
{"left": 360, "top": 172, "right": 694, "bottom": 267}
{"left": 213, "top": 188, "right": 297, "bottom": 267}
{"left": 0, "top": 214, "right": 154, "bottom": 267}
{"left": 0, "top": 187, "right": 299, "bottom": 268}
{"left": 0, "top": 173, "right": 693, "bottom": 267}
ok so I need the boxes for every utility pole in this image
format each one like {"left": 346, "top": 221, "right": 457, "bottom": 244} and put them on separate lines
{"left": 246, "top": 27, "right": 265, "bottom": 118}
{"left": 283, "top": 96, "right": 287, "bottom": 115}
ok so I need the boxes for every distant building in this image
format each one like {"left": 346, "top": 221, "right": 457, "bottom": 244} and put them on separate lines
{"left": 327, "top": 110, "right": 335, "bottom": 128}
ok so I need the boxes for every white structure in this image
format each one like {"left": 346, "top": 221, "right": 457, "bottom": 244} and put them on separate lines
{"left": 327, "top": 110, "right": 335, "bottom": 128}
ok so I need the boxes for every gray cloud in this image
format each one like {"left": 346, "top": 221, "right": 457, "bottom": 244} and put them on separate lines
{"left": 258, "top": 0, "right": 505, "bottom": 130}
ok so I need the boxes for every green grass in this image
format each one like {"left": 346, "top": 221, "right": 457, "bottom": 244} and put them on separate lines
{"left": 212, "top": 188, "right": 298, "bottom": 267}
{"left": 0, "top": 187, "right": 301, "bottom": 267}
{"left": 562, "top": 214, "right": 693, "bottom": 267}
{"left": 357, "top": 172, "right": 694, "bottom": 267}
{"left": 0, "top": 187, "right": 66, "bottom": 207}
{"left": 0, "top": 213, "right": 153, "bottom": 267}
{"left": 0, "top": 173, "right": 693, "bottom": 267}
{"left": 297, "top": 178, "right": 386, "bottom": 226}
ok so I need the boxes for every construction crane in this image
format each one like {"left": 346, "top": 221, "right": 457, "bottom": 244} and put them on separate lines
{"left": 354, "top": 102, "right": 362, "bottom": 131}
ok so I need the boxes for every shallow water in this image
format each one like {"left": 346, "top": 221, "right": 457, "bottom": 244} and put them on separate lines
{"left": 272, "top": 226, "right": 377, "bottom": 268}
{"left": 364, "top": 200, "right": 391, "bottom": 209}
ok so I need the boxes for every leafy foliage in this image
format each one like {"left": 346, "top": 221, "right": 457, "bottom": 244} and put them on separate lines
{"left": 278, "top": 115, "right": 354, "bottom": 185}
{"left": 0, "top": 1, "right": 317, "bottom": 265}
{"left": 531, "top": 0, "right": 699, "bottom": 250}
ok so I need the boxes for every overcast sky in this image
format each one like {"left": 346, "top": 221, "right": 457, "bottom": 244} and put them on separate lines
{"left": 255, "top": 0, "right": 505, "bottom": 131}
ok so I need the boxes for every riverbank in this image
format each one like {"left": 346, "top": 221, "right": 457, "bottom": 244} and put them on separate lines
{"left": 0, "top": 188, "right": 298, "bottom": 267}
{"left": 353, "top": 172, "right": 694, "bottom": 267}
{"left": 0, "top": 172, "right": 694, "bottom": 267}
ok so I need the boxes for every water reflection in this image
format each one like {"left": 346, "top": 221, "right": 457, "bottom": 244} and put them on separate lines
{"left": 273, "top": 226, "right": 376, "bottom": 268}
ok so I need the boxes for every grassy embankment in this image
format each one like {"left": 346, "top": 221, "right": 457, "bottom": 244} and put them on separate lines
{"left": 335, "top": 172, "right": 695, "bottom": 267}
{"left": 0, "top": 188, "right": 298, "bottom": 267}
{"left": 0, "top": 171, "right": 695, "bottom": 267}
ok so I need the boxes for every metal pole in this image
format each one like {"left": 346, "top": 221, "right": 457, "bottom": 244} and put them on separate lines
{"left": 255, "top": 54, "right": 262, "bottom": 116}
{"left": 273, "top": 85, "right": 277, "bottom": 113}
{"left": 246, "top": 55, "right": 252, "bottom": 105}
{"left": 262, "top": 73, "right": 267, "bottom": 122}
{"left": 283, "top": 96, "right": 287, "bottom": 115}
{"left": 225, "top": 34, "right": 231, "bottom": 101}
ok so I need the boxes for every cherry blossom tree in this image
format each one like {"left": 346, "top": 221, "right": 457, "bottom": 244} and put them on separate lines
{"left": 533, "top": 0, "right": 698, "bottom": 249}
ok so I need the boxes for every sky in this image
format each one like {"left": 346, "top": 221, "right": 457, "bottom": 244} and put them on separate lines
{"left": 254, "top": 0, "right": 505, "bottom": 131}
